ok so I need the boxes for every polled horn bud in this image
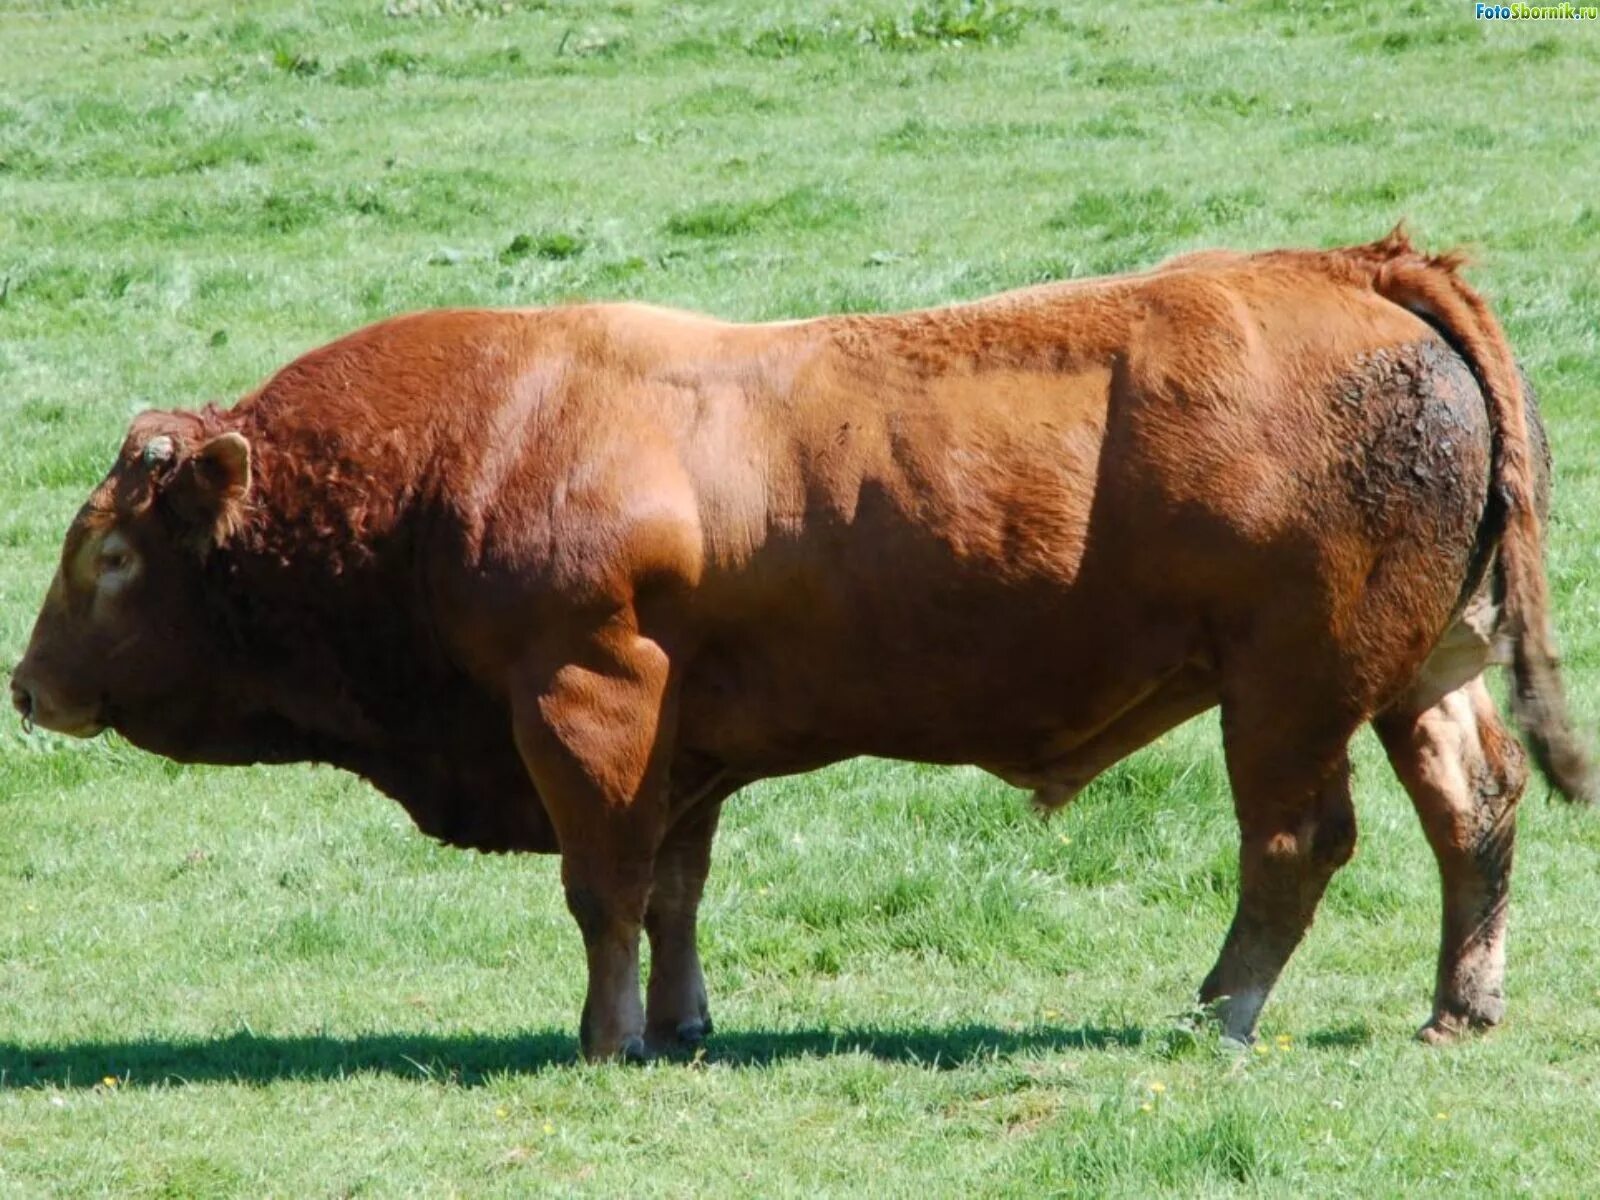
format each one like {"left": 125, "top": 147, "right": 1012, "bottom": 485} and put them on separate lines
{"left": 141, "top": 435, "right": 176, "bottom": 467}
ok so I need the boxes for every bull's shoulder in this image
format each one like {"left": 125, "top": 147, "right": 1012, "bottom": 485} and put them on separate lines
{"left": 428, "top": 417, "right": 707, "bottom": 681}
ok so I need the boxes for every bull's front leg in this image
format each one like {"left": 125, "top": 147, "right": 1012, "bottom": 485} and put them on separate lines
{"left": 645, "top": 800, "right": 723, "bottom": 1052}
{"left": 511, "top": 622, "right": 677, "bottom": 1062}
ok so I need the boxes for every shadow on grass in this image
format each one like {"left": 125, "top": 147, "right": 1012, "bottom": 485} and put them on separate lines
{"left": 1303, "top": 1021, "right": 1374, "bottom": 1049}
{"left": 0, "top": 1023, "right": 1145, "bottom": 1089}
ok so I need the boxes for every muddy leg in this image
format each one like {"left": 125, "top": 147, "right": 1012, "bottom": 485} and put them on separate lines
{"left": 1200, "top": 705, "right": 1359, "bottom": 1042}
{"left": 644, "top": 801, "right": 722, "bottom": 1052}
{"left": 1375, "top": 676, "right": 1525, "bottom": 1042}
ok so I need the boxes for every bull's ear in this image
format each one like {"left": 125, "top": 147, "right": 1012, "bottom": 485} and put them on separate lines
{"left": 165, "top": 432, "right": 252, "bottom": 547}
{"left": 194, "top": 432, "right": 252, "bottom": 505}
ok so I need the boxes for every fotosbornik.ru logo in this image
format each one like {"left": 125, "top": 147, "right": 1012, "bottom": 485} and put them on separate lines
{"left": 1475, "top": 3, "right": 1598, "bottom": 17}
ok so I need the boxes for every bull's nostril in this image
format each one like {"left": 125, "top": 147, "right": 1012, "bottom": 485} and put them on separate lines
{"left": 10, "top": 681, "right": 34, "bottom": 731}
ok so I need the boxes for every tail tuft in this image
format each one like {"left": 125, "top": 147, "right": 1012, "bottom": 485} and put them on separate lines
{"left": 1511, "top": 651, "right": 1597, "bottom": 804}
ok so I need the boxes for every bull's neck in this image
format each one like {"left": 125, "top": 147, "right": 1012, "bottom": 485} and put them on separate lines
{"left": 199, "top": 417, "right": 442, "bottom": 754}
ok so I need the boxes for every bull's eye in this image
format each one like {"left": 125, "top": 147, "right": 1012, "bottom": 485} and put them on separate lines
{"left": 87, "top": 532, "right": 138, "bottom": 588}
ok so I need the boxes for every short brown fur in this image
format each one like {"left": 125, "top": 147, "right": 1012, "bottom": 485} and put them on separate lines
{"left": 12, "top": 232, "right": 1588, "bottom": 1058}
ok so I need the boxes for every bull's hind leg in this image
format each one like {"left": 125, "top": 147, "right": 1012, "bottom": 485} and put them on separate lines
{"left": 1200, "top": 691, "right": 1361, "bottom": 1042}
{"left": 1375, "top": 675, "right": 1527, "bottom": 1042}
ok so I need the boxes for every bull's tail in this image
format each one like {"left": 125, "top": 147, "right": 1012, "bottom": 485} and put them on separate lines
{"left": 1355, "top": 227, "right": 1593, "bottom": 803}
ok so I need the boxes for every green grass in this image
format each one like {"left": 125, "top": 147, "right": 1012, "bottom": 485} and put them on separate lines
{"left": 3, "top": 0, "right": 1600, "bottom": 1194}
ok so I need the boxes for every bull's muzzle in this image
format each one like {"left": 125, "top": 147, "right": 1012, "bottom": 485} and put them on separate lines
{"left": 9, "top": 665, "right": 103, "bottom": 737}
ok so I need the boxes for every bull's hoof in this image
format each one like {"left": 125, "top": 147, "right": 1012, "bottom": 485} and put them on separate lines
{"left": 580, "top": 1033, "right": 650, "bottom": 1064}
{"left": 1417, "top": 1021, "right": 1458, "bottom": 1046}
{"left": 1417, "top": 1005, "right": 1502, "bottom": 1045}
{"left": 616, "top": 1035, "right": 650, "bottom": 1064}
{"left": 646, "top": 1016, "right": 714, "bottom": 1057}
{"left": 1196, "top": 989, "right": 1265, "bottom": 1048}
{"left": 678, "top": 1015, "right": 713, "bottom": 1044}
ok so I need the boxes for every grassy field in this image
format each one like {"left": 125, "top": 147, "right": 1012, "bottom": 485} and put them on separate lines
{"left": 3, "top": 0, "right": 1600, "bottom": 1194}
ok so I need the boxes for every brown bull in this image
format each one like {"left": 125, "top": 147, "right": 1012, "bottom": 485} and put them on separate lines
{"left": 11, "top": 230, "right": 1591, "bottom": 1059}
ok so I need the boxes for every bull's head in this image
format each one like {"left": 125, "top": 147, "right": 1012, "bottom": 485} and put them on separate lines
{"left": 10, "top": 412, "right": 252, "bottom": 747}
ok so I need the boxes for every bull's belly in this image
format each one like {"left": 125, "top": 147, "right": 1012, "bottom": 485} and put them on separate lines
{"left": 674, "top": 611, "right": 1213, "bottom": 787}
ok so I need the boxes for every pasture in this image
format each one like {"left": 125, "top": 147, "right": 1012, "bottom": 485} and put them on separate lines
{"left": 3, "top": 0, "right": 1600, "bottom": 1194}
